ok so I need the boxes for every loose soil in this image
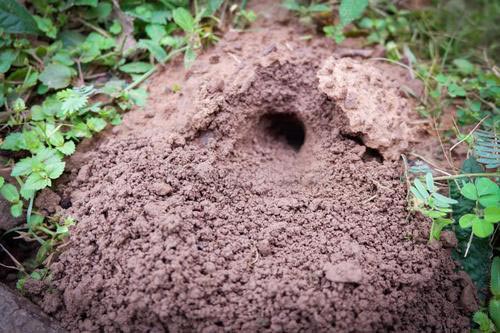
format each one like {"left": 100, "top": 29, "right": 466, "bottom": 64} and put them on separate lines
{"left": 9, "top": 2, "right": 476, "bottom": 332}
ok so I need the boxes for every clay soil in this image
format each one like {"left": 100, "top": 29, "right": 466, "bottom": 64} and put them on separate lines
{"left": 8, "top": 2, "right": 477, "bottom": 332}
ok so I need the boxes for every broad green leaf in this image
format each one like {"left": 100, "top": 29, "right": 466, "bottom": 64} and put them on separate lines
{"left": 128, "top": 88, "right": 148, "bottom": 107}
{"left": 472, "top": 219, "right": 494, "bottom": 238}
{"left": 138, "top": 39, "right": 168, "bottom": 63}
{"left": 476, "top": 177, "right": 499, "bottom": 196}
{"left": 46, "top": 161, "right": 65, "bottom": 179}
{"left": 460, "top": 182, "right": 478, "bottom": 200}
{"left": 145, "top": 24, "right": 167, "bottom": 43}
{"left": 484, "top": 207, "right": 500, "bottom": 224}
{"left": 339, "top": 0, "right": 369, "bottom": 26}
{"left": 10, "top": 201, "right": 23, "bottom": 217}
{"left": 119, "top": 62, "right": 154, "bottom": 74}
{"left": 11, "top": 158, "right": 33, "bottom": 177}
{"left": 48, "top": 130, "right": 65, "bottom": 147}
{"left": 0, "top": 49, "right": 17, "bottom": 73}
{"left": 87, "top": 117, "right": 107, "bottom": 132}
{"left": 33, "top": 15, "right": 57, "bottom": 39}
{"left": 459, "top": 214, "right": 478, "bottom": 229}
{"left": 24, "top": 173, "right": 51, "bottom": 191}
{"left": 173, "top": 7, "right": 195, "bottom": 33}
{"left": 0, "top": 183, "right": 19, "bottom": 203}
{"left": 1, "top": 132, "right": 25, "bottom": 151}
{"left": 57, "top": 141, "right": 75, "bottom": 156}
{"left": 39, "top": 63, "right": 74, "bottom": 89}
{"left": 0, "top": 177, "right": 4, "bottom": 188}
{"left": 0, "top": 0, "right": 39, "bottom": 34}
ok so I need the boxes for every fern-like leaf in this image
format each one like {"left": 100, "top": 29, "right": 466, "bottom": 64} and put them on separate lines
{"left": 56, "top": 86, "right": 95, "bottom": 115}
{"left": 474, "top": 129, "right": 500, "bottom": 169}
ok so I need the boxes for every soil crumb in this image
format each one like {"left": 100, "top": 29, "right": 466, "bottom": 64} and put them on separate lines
{"left": 36, "top": 9, "right": 471, "bottom": 333}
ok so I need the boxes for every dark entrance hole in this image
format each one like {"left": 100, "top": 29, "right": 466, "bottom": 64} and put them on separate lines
{"left": 260, "top": 113, "right": 306, "bottom": 151}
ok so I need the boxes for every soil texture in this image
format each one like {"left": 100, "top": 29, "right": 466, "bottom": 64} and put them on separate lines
{"left": 20, "top": 3, "right": 474, "bottom": 332}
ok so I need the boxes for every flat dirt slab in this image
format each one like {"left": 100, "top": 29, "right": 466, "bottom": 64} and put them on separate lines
{"left": 23, "top": 3, "right": 474, "bottom": 332}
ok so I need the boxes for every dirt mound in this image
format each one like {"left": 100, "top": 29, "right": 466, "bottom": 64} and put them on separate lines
{"left": 29, "top": 19, "right": 472, "bottom": 333}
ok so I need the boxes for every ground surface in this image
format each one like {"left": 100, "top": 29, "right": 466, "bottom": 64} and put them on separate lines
{"left": 4, "top": 1, "right": 477, "bottom": 332}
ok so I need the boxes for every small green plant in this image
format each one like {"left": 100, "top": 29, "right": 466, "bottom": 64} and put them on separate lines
{"left": 458, "top": 178, "right": 500, "bottom": 238}
{"left": 323, "top": 0, "right": 369, "bottom": 43}
{"left": 232, "top": 7, "right": 257, "bottom": 29}
{"left": 472, "top": 257, "right": 500, "bottom": 332}
{"left": 282, "top": 0, "right": 330, "bottom": 25}
{"left": 410, "top": 172, "right": 458, "bottom": 241}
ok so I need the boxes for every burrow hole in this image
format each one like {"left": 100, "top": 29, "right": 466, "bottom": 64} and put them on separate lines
{"left": 259, "top": 113, "right": 306, "bottom": 151}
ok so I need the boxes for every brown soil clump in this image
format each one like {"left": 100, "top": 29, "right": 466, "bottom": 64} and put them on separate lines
{"left": 33, "top": 10, "right": 472, "bottom": 333}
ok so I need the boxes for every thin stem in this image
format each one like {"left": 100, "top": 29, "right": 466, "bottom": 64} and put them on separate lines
{"left": 0, "top": 242, "right": 25, "bottom": 272}
{"left": 433, "top": 173, "right": 500, "bottom": 181}
{"left": 76, "top": 18, "right": 112, "bottom": 38}
{"left": 464, "top": 231, "right": 474, "bottom": 258}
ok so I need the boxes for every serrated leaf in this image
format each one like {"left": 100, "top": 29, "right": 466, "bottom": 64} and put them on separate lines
{"left": 46, "top": 161, "right": 65, "bottom": 179}
{"left": 173, "top": 7, "right": 195, "bottom": 32}
{"left": 39, "top": 63, "right": 74, "bottom": 89}
{"left": 24, "top": 173, "right": 51, "bottom": 191}
{"left": 119, "top": 62, "right": 154, "bottom": 74}
{"left": 1, "top": 132, "right": 25, "bottom": 151}
{"left": 11, "top": 158, "right": 33, "bottom": 177}
{"left": 0, "top": 0, "right": 39, "bottom": 34}
{"left": 461, "top": 182, "right": 478, "bottom": 200}
{"left": 138, "top": 39, "right": 168, "bottom": 63}
{"left": 48, "top": 130, "right": 65, "bottom": 147}
{"left": 87, "top": 117, "right": 107, "bottom": 132}
{"left": 57, "top": 141, "right": 75, "bottom": 156}
{"left": 339, "top": 0, "right": 369, "bottom": 26}
{"left": 0, "top": 183, "right": 19, "bottom": 203}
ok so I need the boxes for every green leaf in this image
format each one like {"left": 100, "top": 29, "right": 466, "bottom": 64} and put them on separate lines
{"left": 461, "top": 182, "right": 478, "bottom": 201}
{"left": 309, "top": 3, "right": 330, "bottom": 12}
{"left": 1, "top": 132, "right": 25, "bottom": 151}
{"left": 46, "top": 161, "right": 65, "bottom": 179}
{"left": 173, "top": 7, "right": 195, "bottom": 33}
{"left": 145, "top": 24, "right": 167, "bottom": 43}
{"left": 459, "top": 214, "right": 478, "bottom": 229}
{"left": 119, "top": 62, "right": 154, "bottom": 74}
{"left": 11, "top": 158, "right": 33, "bottom": 177}
{"left": 10, "top": 201, "right": 23, "bottom": 217}
{"left": 413, "top": 178, "right": 429, "bottom": 200}
{"left": 0, "top": 0, "right": 39, "bottom": 34}
{"left": 453, "top": 58, "right": 475, "bottom": 75}
{"left": 485, "top": 207, "right": 500, "bottom": 224}
{"left": 425, "top": 173, "right": 434, "bottom": 192}
{"left": 473, "top": 311, "right": 494, "bottom": 332}
{"left": 447, "top": 82, "right": 467, "bottom": 97}
{"left": 476, "top": 178, "right": 500, "bottom": 208}
{"left": 57, "top": 141, "right": 75, "bottom": 156}
{"left": 339, "top": 0, "right": 369, "bottom": 27}
{"left": 431, "top": 218, "right": 453, "bottom": 240}
{"left": 0, "top": 49, "right": 17, "bottom": 73}
{"left": 0, "top": 183, "right": 19, "bottom": 203}
{"left": 48, "top": 130, "right": 65, "bottom": 147}
{"left": 39, "top": 63, "right": 74, "bottom": 89}
{"left": 0, "top": 176, "right": 4, "bottom": 188}
{"left": 33, "top": 15, "right": 57, "bottom": 39}
{"left": 109, "top": 19, "right": 122, "bottom": 35}
{"left": 87, "top": 117, "right": 107, "bottom": 132}
{"left": 138, "top": 39, "right": 168, "bottom": 63}
{"left": 75, "top": 0, "right": 98, "bottom": 6}
{"left": 24, "top": 173, "right": 51, "bottom": 191}
{"left": 489, "top": 299, "right": 500, "bottom": 330}
{"left": 472, "top": 219, "right": 494, "bottom": 238}
{"left": 432, "top": 192, "right": 458, "bottom": 205}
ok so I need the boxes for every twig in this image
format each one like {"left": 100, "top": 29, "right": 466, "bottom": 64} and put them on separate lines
{"left": 432, "top": 117, "right": 457, "bottom": 172}
{"left": 76, "top": 59, "right": 85, "bottom": 86}
{"left": 0, "top": 242, "right": 25, "bottom": 272}
{"left": 433, "top": 172, "right": 500, "bottom": 181}
{"left": 76, "top": 18, "right": 112, "bottom": 38}
{"left": 362, "top": 194, "right": 377, "bottom": 204}
{"left": 449, "top": 115, "right": 489, "bottom": 152}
